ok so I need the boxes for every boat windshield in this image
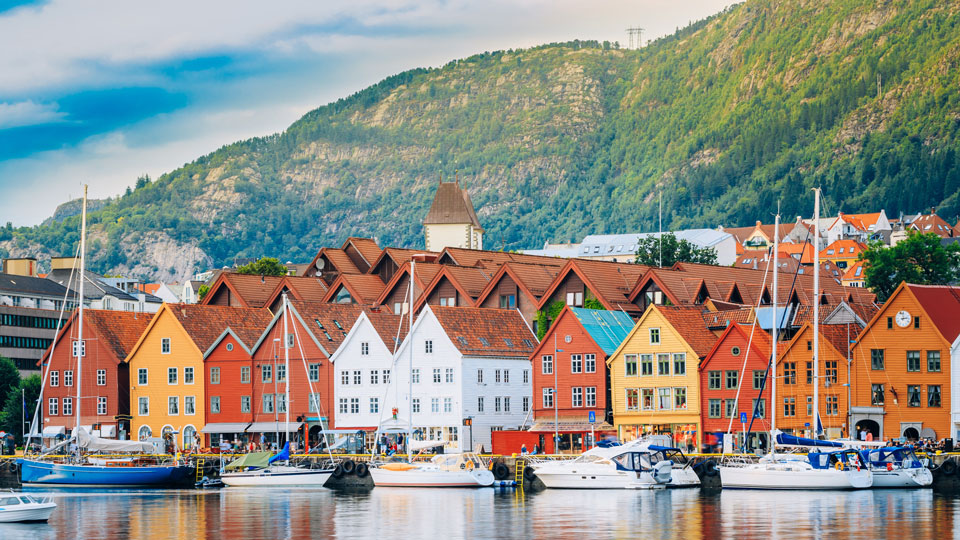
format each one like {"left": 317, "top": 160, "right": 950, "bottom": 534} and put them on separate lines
{"left": 613, "top": 452, "right": 652, "bottom": 471}
{"left": 0, "top": 496, "right": 22, "bottom": 506}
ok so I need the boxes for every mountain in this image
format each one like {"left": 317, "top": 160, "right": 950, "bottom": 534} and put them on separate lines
{"left": 4, "top": 0, "right": 960, "bottom": 282}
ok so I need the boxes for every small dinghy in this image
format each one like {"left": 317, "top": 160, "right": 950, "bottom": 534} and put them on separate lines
{"left": 0, "top": 491, "right": 56, "bottom": 523}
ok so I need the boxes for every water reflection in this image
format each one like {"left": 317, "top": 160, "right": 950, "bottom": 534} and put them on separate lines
{"left": 1, "top": 488, "right": 957, "bottom": 540}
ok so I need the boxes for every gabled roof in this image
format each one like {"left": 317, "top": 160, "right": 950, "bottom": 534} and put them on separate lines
{"left": 429, "top": 305, "right": 536, "bottom": 357}
{"left": 777, "top": 321, "right": 851, "bottom": 364}
{"left": 368, "top": 248, "right": 440, "bottom": 277}
{"left": 474, "top": 262, "right": 565, "bottom": 307}
{"left": 437, "top": 247, "right": 567, "bottom": 270}
{"left": 908, "top": 213, "right": 955, "bottom": 238}
{"left": 340, "top": 237, "right": 382, "bottom": 268}
{"left": 264, "top": 276, "right": 329, "bottom": 309}
{"left": 200, "top": 272, "right": 286, "bottom": 308}
{"left": 701, "top": 322, "right": 770, "bottom": 370}
{"left": 537, "top": 259, "right": 649, "bottom": 313}
{"left": 701, "top": 307, "right": 755, "bottom": 330}
{"left": 0, "top": 271, "right": 72, "bottom": 297}
{"left": 42, "top": 309, "right": 153, "bottom": 364}
{"left": 819, "top": 239, "right": 866, "bottom": 258}
{"left": 322, "top": 274, "right": 387, "bottom": 305}
{"left": 569, "top": 307, "right": 635, "bottom": 356}
{"left": 842, "top": 260, "right": 866, "bottom": 281}
{"left": 253, "top": 301, "right": 364, "bottom": 358}
{"left": 303, "top": 247, "right": 362, "bottom": 281}
{"left": 364, "top": 308, "right": 410, "bottom": 352}
{"left": 374, "top": 262, "right": 445, "bottom": 306}
{"left": 413, "top": 265, "right": 497, "bottom": 311}
{"left": 905, "top": 283, "right": 960, "bottom": 343}
{"left": 423, "top": 181, "right": 483, "bottom": 228}
{"left": 653, "top": 305, "right": 719, "bottom": 358}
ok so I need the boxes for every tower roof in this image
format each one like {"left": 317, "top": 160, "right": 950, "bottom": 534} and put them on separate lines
{"left": 423, "top": 181, "right": 483, "bottom": 229}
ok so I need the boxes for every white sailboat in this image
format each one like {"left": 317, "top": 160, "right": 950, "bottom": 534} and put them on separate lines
{"left": 531, "top": 439, "right": 675, "bottom": 489}
{"left": 221, "top": 293, "right": 334, "bottom": 487}
{"left": 719, "top": 193, "right": 872, "bottom": 490}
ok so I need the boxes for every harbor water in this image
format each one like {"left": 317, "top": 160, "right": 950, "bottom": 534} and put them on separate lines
{"left": 1, "top": 487, "right": 957, "bottom": 539}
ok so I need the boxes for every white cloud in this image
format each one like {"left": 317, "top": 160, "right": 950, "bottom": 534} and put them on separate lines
{"left": 0, "top": 100, "right": 66, "bottom": 128}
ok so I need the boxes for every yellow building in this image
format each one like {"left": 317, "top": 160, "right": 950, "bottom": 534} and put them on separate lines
{"left": 607, "top": 304, "right": 718, "bottom": 449}
{"left": 124, "top": 303, "right": 269, "bottom": 449}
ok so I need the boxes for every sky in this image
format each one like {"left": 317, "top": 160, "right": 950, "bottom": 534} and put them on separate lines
{"left": 0, "top": 0, "right": 735, "bottom": 226}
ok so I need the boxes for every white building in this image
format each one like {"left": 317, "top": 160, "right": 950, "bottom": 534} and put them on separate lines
{"left": 423, "top": 181, "right": 484, "bottom": 252}
{"left": 333, "top": 305, "right": 536, "bottom": 452}
{"left": 523, "top": 229, "right": 738, "bottom": 266}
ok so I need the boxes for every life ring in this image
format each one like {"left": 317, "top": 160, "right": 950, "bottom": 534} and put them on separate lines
{"left": 940, "top": 460, "right": 957, "bottom": 476}
{"left": 341, "top": 459, "right": 356, "bottom": 475}
{"left": 354, "top": 462, "right": 369, "bottom": 477}
{"left": 523, "top": 466, "right": 537, "bottom": 481}
{"left": 703, "top": 459, "right": 719, "bottom": 477}
{"left": 835, "top": 461, "right": 844, "bottom": 471}
{"left": 332, "top": 463, "right": 345, "bottom": 478}
{"left": 465, "top": 460, "right": 474, "bottom": 470}
{"left": 492, "top": 462, "right": 509, "bottom": 479}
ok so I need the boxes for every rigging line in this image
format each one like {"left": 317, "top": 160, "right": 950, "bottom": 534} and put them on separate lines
{"left": 377, "top": 267, "right": 415, "bottom": 453}
{"left": 288, "top": 303, "right": 335, "bottom": 462}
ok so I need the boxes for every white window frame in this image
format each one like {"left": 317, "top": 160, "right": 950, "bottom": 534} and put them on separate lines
{"left": 97, "top": 396, "right": 108, "bottom": 415}
{"left": 168, "top": 396, "right": 179, "bottom": 416}
{"left": 184, "top": 395, "right": 196, "bottom": 416}
{"left": 138, "top": 396, "right": 149, "bottom": 416}
{"left": 184, "top": 366, "right": 194, "bottom": 385}
{"left": 167, "top": 367, "right": 178, "bottom": 385}
{"left": 48, "top": 397, "right": 58, "bottom": 416}
{"left": 50, "top": 370, "right": 59, "bottom": 387}
{"left": 96, "top": 369, "right": 106, "bottom": 386}
{"left": 161, "top": 337, "right": 171, "bottom": 354}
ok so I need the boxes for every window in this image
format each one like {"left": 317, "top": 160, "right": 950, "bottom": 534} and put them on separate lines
{"left": 96, "top": 369, "right": 106, "bottom": 386}
{"left": 478, "top": 397, "right": 484, "bottom": 412}
{"left": 339, "top": 398, "right": 348, "bottom": 414}
{"left": 495, "top": 397, "right": 502, "bottom": 413}
{"left": 361, "top": 342, "right": 369, "bottom": 355}
{"left": 340, "top": 371, "right": 349, "bottom": 385}
{"left": 210, "top": 367, "right": 220, "bottom": 385}
{"left": 277, "top": 365, "right": 286, "bottom": 383}
{"left": 168, "top": 396, "right": 179, "bottom": 415}
{"left": 708, "top": 371, "right": 721, "bottom": 390}
{"left": 543, "top": 388, "right": 554, "bottom": 408}
{"left": 412, "top": 369, "right": 420, "bottom": 383}
{"left": 50, "top": 370, "right": 58, "bottom": 387}
{"left": 412, "top": 398, "right": 420, "bottom": 413}
{"left": 308, "top": 393, "right": 321, "bottom": 413}
{"left": 824, "top": 361, "right": 837, "bottom": 383}
{"left": 210, "top": 396, "right": 220, "bottom": 414}
{"left": 370, "top": 397, "right": 379, "bottom": 414}
{"left": 673, "top": 353, "right": 686, "bottom": 376}
{"left": 928, "top": 351, "right": 941, "bottom": 372}
{"left": 907, "top": 385, "right": 921, "bottom": 407}
{"left": 353, "top": 370, "right": 361, "bottom": 385}
{"left": 566, "top": 291, "right": 583, "bottom": 306}
{"left": 641, "top": 354, "right": 654, "bottom": 376}
{"left": 783, "top": 362, "right": 796, "bottom": 385}
{"left": 522, "top": 396, "right": 530, "bottom": 412}
{"left": 626, "top": 388, "right": 639, "bottom": 411}
{"left": 503, "top": 370, "right": 509, "bottom": 383}
{"left": 725, "top": 399, "right": 737, "bottom": 418}
{"left": 262, "top": 394, "right": 274, "bottom": 414}
{"left": 586, "top": 386, "right": 597, "bottom": 407}
{"left": 499, "top": 294, "right": 516, "bottom": 309}
{"left": 240, "top": 367, "right": 250, "bottom": 384}
{"left": 48, "top": 397, "right": 58, "bottom": 415}
{"left": 914, "top": 316, "right": 920, "bottom": 329}
{"left": 658, "top": 388, "right": 672, "bottom": 410}
{"left": 523, "top": 370, "right": 529, "bottom": 384}
{"left": 504, "top": 397, "right": 511, "bottom": 412}
{"left": 184, "top": 367, "right": 194, "bottom": 384}
{"left": 371, "top": 370, "right": 380, "bottom": 385}
{"left": 783, "top": 397, "right": 796, "bottom": 417}
{"left": 431, "top": 398, "right": 440, "bottom": 413}
{"left": 825, "top": 395, "right": 838, "bottom": 416}
{"left": 445, "top": 368, "right": 454, "bottom": 383}
{"left": 425, "top": 340, "right": 433, "bottom": 354}
{"left": 495, "top": 369, "right": 501, "bottom": 383}
{"left": 929, "top": 385, "right": 941, "bottom": 407}
{"left": 571, "top": 354, "right": 582, "bottom": 374}
{"left": 161, "top": 338, "right": 171, "bottom": 354}
{"left": 383, "top": 369, "right": 391, "bottom": 383}
{"left": 433, "top": 368, "right": 441, "bottom": 383}
{"left": 649, "top": 328, "right": 660, "bottom": 344}
{"left": 725, "top": 370, "right": 738, "bottom": 390}
{"left": 260, "top": 364, "right": 272, "bottom": 383}
{"left": 871, "top": 349, "right": 884, "bottom": 370}
{"left": 752, "top": 370, "right": 765, "bottom": 390}
{"left": 97, "top": 396, "right": 108, "bottom": 415}
{"left": 674, "top": 387, "right": 687, "bottom": 409}
{"left": 907, "top": 351, "right": 921, "bottom": 372}
{"left": 624, "top": 354, "right": 638, "bottom": 376}
{"left": 138, "top": 397, "right": 148, "bottom": 416}
{"left": 64, "top": 370, "right": 73, "bottom": 387}
{"left": 241, "top": 396, "right": 251, "bottom": 413}
{"left": 658, "top": 354, "right": 670, "bottom": 376}
{"left": 542, "top": 355, "right": 553, "bottom": 375}
{"left": 309, "top": 363, "right": 320, "bottom": 382}
{"left": 350, "top": 398, "right": 359, "bottom": 414}
{"left": 806, "top": 362, "right": 812, "bottom": 384}
{"left": 752, "top": 398, "right": 765, "bottom": 418}
{"left": 185, "top": 396, "right": 196, "bottom": 415}
{"left": 477, "top": 369, "right": 484, "bottom": 384}
{"left": 708, "top": 399, "right": 721, "bottom": 418}
{"left": 167, "top": 367, "right": 177, "bottom": 385}
{"left": 806, "top": 396, "right": 813, "bottom": 416}
{"left": 572, "top": 387, "right": 583, "bottom": 407}
{"left": 641, "top": 388, "right": 654, "bottom": 410}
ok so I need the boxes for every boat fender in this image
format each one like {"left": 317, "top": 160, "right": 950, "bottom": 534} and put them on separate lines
{"left": 523, "top": 466, "right": 537, "bottom": 481}
{"left": 332, "top": 463, "right": 345, "bottom": 478}
{"left": 355, "top": 462, "right": 369, "bottom": 477}
{"left": 492, "top": 462, "right": 508, "bottom": 479}
{"left": 342, "top": 459, "right": 356, "bottom": 475}
{"left": 703, "top": 460, "right": 719, "bottom": 477}
{"left": 887, "top": 463, "right": 894, "bottom": 472}
{"left": 835, "top": 461, "right": 844, "bottom": 471}
{"left": 940, "top": 460, "right": 957, "bottom": 476}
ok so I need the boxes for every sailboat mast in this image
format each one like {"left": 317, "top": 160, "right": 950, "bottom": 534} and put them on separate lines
{"left": 283, "top": 292, "right": 290, "bottom": 449}
{"left": 76, "top": 184, "right": 87, "bottom": 434}
{"left": 813, "top": 189, "right": 821, "bottom": 438}
{"left": 771, "top": 211, "right": 778, "bottom": 439}
{"left": 408, "top": 259, "right": 415, "bottom": 463}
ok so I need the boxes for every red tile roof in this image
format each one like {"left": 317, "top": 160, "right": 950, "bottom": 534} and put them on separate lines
{"left": 281, "top": 276, "right": 329, "bottom": 302}
{"left": 429, "top": 305, "right": 536, "bottom": 357}
{"left": 907, "top": 283, "right": 960, "bottom": 343}
{"left": 286, "top": 301, "right": 365, "bottom": 353}
{"left": 702, "top": 308, "right": 755, "bottom": 330}
{"left": 439, "top": 247, "right": 567, "bottom": 270}
{"left": 375, "top": 261, "right": 445, "bottom": 306}
{"left": 45, "top": 309, "right": 154, "bottom": 363}
{"left": 363, "top": 308, "right": 410, "bottom": 352}
{"left": 819, "top": 239, "right": 866, "bottom": 259}
{"left": 323, "top": 274, "right": 387, "bottom": 305}
{"left": 169, "top": 304, "right": 273, "bottom": 353}
{"left": 819, "top": 324, "right": 856, "bottom": 356}
{"left": 909, "top": 214, "right": 956, "bottom": 238}
{"left": 201, "top": 272, "right": 287, "bottom": 308}
{"left": 475, "top": 262, "right": 566, "bottom": 306}
{"left": 341, "top": 237, "right": 382, "bottom": 267}
{"left": 541, "top": 259, "right": 650, "bottom": 313}
{"left": 654, "top": 305, "right": 719, "bottom": 358}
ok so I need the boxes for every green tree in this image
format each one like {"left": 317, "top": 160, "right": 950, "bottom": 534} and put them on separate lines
{"left": 235, "top": 257, "right": 288, "bottom": 277}
{"left": 0, "top": 374, "right": 40, "bottom": 445}
{"left": 635, "top": 233, "right": 718, "bottom": 266}
{"left": 198, "top": 284, "right": 210, "bottom": 301}
{"left": 0, "top": 357, "right": 20, "bottom": 415}
{"left": 861, "top": 232, "right": 960, "bottom": 302}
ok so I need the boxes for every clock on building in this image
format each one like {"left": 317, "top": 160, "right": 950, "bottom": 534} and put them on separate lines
{"left": 895, "top": 310, "right": 912, "bottom": 328}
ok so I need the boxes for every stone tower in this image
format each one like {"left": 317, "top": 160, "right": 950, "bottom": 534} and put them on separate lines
{"left": 423, "top": 181, "right": 484, "bottom": 252}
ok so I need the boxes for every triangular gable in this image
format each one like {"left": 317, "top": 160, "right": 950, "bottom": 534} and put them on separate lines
{"left": 40, "top": 309, "right": 79, "bottom": 365}
{"left": 606, "top": 304, "right": 663, "bottom": 366}
{"left": 200, "top": 272, "right": 251, "bottom": 308}
{"left": 123, "top": 303, "right": 203, "bottom": 362}
{"left": 412, "top": 268, "right": 479, "bottom": 312}
{"left": 538, "top": 260, "right": 615, "bottom": 311}
{"left": 626, "top": 270, "right": 682, "bottom": 306}
{"left": 700, "top": 322, "right": 770, "bottom": 371}
{"left": 776, "top": 321, "right": 846, "bottom": 365}
{"left": 474, "top": 264, "right": 541, "bottom": 308}
{"left": 203, "top": 327, "right": 256, "bottom": 358}
{"left": 328, "top": 310, "right": 374, "bottom": 365}
{"left": 250, "top": 302, "right": 330, "bottom": 358}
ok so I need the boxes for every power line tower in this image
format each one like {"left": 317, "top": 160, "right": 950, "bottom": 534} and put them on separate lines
{"left": 626, "top": 27, "right": 644, "bottom": 49}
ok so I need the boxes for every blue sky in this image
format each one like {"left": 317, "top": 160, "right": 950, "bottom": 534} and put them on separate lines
{"left": 0, "top": 0, "right": 734, "bottom": 226}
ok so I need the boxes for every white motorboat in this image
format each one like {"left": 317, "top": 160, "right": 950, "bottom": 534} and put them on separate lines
{"left": 369, "top": 453, "right": 494, "bottom": 487}
{"left": 0, "top": 491, "right": 56, "bottom": 523}
{"left": 857, "top": 447, "right": 933, "bottom": 488}
{"left": 220, "top": 464, "right": 333, "bottom": 487}
{"left": 721, "top": 444, "right": 872, "bottom": 490}
{"left": 531, "top": 440, "right": 674, "bottom": 489}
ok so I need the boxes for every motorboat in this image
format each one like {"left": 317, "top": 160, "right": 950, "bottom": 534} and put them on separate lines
{"left": 530, "top": 439, "right": 674, "bottom": 489}
{"left": 0, "top": 491, "right": 56, "bottom": 523}
{"left": 369, "top": 453, "right": 494, "bottom": 487}
{"left": 720, "top": 445, "right": 872, "bottom": 490}
{"left": 858, "top": 447, "right": 933, "bottom": 488}
{"left": 221, "top": 443, "right": 334, "bottom": 487}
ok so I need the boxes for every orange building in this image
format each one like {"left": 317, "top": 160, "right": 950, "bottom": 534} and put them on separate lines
{"left": 850, "top": 283, "right": 960, "bottom": 441}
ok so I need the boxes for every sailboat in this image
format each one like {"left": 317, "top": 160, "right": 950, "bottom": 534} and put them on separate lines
{"left": 719, "top": 192, "right": 872, "bottom": 490}
{"left": 368, "top": 255, "right": 494, "bottom": 488}
{"left": 19, "top": 185, "right": 193, "bottom": 487}
{"left": 221, "top": 293, "right": 335, "bottom": 487}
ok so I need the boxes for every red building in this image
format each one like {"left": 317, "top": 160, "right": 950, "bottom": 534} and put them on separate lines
{"left": 523, "top": 305, "right": 634, "bottom": 453}
{"left": 248, "top": 301, "right": 363, "bottom": 449}
{"left": 699, "top": 322, "right": 772, "bottom": 452}
{"left": 40, "top": 309, "right": 152, "bottom": 440}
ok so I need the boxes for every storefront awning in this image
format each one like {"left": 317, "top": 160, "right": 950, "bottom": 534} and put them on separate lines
{"left": 529, "top": 421, "right": 615, "bottom": 432}
{"left": 246, "top": 421, "right": 300, "bottom": 433}
{"left": 42, "top": 426, "right": 66, "bottom": 437}
{"left": 201, "top": 422, "right": 251, "bottom": 434}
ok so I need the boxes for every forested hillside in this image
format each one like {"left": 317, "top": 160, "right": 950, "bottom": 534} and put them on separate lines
{"left": 3, "top": 0, "right": 960, "bottom": 281}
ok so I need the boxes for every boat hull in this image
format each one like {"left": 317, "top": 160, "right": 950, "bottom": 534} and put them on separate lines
{"left": 532, "top": 464, "right": 668, "bottom": 490}
{"left": 719, "top": 464, "right": 872, "bottom": 490}
{"left": 18, "top": 459, "right": 193, "bottom": 487}
{"left": 369, "top": 467, "right": 494, "bottom": 487}
{"left": 221, "top": 466, "right": 333, "bottom": 487}
{"left": 669, "top": 467, "right": 701, "bottom": 487}
{"left": 0, "top": 503, "right": 57, "bottom": 523}
{"left": 870, "top": 468, "right": 933, "bottom": 488}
